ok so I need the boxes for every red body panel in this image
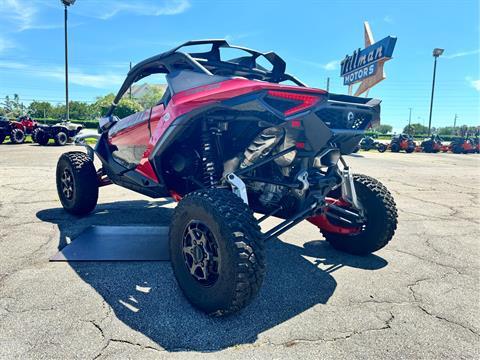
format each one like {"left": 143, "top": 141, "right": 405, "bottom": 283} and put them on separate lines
{"left": 109, "top": 78, "right": 326, "bottom": 181}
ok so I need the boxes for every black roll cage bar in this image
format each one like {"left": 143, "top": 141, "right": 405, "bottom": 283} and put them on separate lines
{"left": 107, "top": 39, "right": 306, "bottom": 116}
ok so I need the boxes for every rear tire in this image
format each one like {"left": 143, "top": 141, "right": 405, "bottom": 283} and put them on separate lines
{"left": 321, "top": 174, "right": 398, "bottom": 255}
{"left": 54, "top": 131, "right": 68, "bottom": 146}
{"left": 56, "top": 151, "right": 98, "bottom": 216}
{"left": 377, "top": 143, "right": 387, "bottom": 153}
{"left": 452, "top": 145, "right": 462, "bottom": 154}
{"left": 36, "top": 129, "right": 49, "bottom": 145}
{"left": 31, "top": 128, "right": 39, "bottom": 143}
{"left": 10, "top": 128, "right": 25, "bottom": 144}
{"left": 169, "top": 188, "right": 265, "bottom": 316}
{"left": 390, "top": 143, "right": 399, "bottom": 152}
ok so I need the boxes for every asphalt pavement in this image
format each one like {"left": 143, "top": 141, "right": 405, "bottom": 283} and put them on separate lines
{"left": 0, "top": 143, "right": 478, "bottom": 359}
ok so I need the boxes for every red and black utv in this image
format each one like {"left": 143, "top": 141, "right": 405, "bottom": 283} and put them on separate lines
{"left": 0, "top": 116, "right": 28, "bottom": 144}
{"left": 359, "top": 135, "right": 388, "bottom": 152}
{"left": 420, "top": 134, "right": 443, "bottom": 153}
{"left": 449, "top": 136, "right": 475, "bottom": 154}
{"left": 389, "top": 134, "right": 416, "bottom": 153}
{"left": 56, "top": 40, "right": 398, "bottom": 316}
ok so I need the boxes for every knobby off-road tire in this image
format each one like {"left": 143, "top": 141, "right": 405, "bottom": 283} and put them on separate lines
{"left": 56, "top": 151, "right": 98, "bottom": 216}
{"left": 35, "top": 129, "right": 49, "bottom": 145}
{"left": 390, "top": 143, "right": 400, "bottom": 152}
{"left": 406, "top": 146, "right": 415, "bottom": 153}
{"left": 10, "top": 128, "right": 25, "bottom": 144}
{"left": 0, "top": 134, "right": 5, "bottom": 144}
{"left": 452, "top": 145, "right": 463, "bottom": 154}
{"left": 321, "top": 174, "right": 398, "bottom": 255}
{"left": 377, "top": 144, "right": 387, "bottom": 153}
{"left": 169, "top": 188, "right": 265, "bottom": 316}
{"left": 54, "top": 131, "right": 68, "bottom": 146}
{"left": 31, "top": 128, "right": 38, "bottom": 143}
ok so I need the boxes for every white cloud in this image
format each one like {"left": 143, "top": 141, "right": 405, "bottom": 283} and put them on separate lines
{"left": 445, "top": 49, "right": 480, "bottom": 59}
{"left": 383, "top": 15, "right": 394, "bottom": 24}
{"left": 0, "top": 60, "right": 25, "bottom": 68}
{"left": 0, "top": 0, "right": 61, "bottom": 31}
{"left": 71, "top": 0, "right": 191, "bottom": 20}
{"left": 295, "top": 58, "right": 340, "bottom": 71}
{"left": 322, "top": 60, "right": 340, "bottom": 71}
{"left": 466, "top": 77, "right": 480, "bottom": 91}
{"left": 47, "top": 68, "right": 125, "bottom": 88}
{"left": 0, "top": 37, "right": 16, "bottom": 54}
{"left": 0, "top": 61, "right": 124, "bottom": 88}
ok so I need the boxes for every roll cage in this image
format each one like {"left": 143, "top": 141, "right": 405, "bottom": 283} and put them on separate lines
{"left": 107, "top": 39, "right": 306, "bottom": 116}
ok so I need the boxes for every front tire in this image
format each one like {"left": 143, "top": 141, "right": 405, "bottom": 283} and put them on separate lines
{"left": 56, "top": 152, "right": 98, "bottom": 216}
{"left": 10, "top": 128, "right": 25, "bottom": 144}
{"left": 169, "top": 189, "right": 265, "bottom": 316}
{"left": 322, "top": 174, "right": 398, "bottom": 255}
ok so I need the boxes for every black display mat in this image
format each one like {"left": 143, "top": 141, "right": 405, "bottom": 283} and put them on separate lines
{"left": 50, "top": 226, "right": 170, "bottom": 261}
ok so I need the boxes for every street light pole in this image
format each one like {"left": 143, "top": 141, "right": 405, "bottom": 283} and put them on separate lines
{"left": 408, "top": 107, "right": 412, "bottom": 135}
{"left": 428, "top": 48, "right": 444, "bottom": 135}
{"left": 61, "top": 0, "right": 75, "bottom": 121}
{"left": 64, "top": 4, "right": 69, "bottom": 121}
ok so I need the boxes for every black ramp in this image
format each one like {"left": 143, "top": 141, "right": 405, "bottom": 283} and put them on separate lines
{"left": 50, "top": 226, "right": 170, "bottom": 261}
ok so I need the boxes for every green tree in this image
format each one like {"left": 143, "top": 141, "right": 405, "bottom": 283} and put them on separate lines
{"left": 403, "top": 123, "right": 428, "bottom": 135}
{"left": 3, "top": 94, "right": 26, "bottom": 117}
{"left": 68, "top": 101, "right": 94, "bottom": 120}
{"left": 374, "top": 124, "right": 393, "bottom": 134}
{"left": 94, "top": 94, "right": 142, "bottom": 118}
{"left": 28, "top": 101, "right": 53, "bottom": 118}
{"left": 136, "top": 85, "right": 166, "bottom": 109}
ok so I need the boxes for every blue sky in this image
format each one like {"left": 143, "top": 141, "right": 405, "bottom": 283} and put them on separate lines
{"left": 0, "top": 0, "right": 478, "bottom": 131}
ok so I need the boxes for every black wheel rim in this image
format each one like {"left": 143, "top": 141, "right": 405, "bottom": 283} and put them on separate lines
{"left": 60, "top": 169, "right": 74, "bottom": 200}
{"left": 59, "top": 133, "right": 67, "bottom": 143}
{"left": 182, "top": 220, "right": 220, "bottom": 286}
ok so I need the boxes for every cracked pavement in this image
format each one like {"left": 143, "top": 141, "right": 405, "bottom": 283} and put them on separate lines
{"left": 0, "top": 144, "right": 479, "bottom": 359}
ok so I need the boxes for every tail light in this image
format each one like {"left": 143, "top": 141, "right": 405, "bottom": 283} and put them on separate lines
{"left": 265, "top": 90, "right": 320, "bottom": 116}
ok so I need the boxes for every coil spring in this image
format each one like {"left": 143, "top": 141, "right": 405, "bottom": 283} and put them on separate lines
{"left": 201, "top": 121, "right": 217, "bottom": 187}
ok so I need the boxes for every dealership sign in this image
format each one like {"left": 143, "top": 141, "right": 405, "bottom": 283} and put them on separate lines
{"left": 340, "top": 36, "right": 397, "bottom": 86}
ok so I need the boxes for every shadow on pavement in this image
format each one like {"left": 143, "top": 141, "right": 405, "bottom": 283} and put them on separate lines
{"left": 37, "top": 200, "right": 387, "bottom": 352}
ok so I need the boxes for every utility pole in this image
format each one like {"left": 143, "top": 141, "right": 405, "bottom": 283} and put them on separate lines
{"left": 453, "top": 113, "right": 458, "bottom": 131}
{"left": 408, "top": 108, "right": 412, "bottom": 135}
{"left": 326, "top": 77, "right": 330, "bottom": 92}
{"left": 129, "top": 62, "right": 133, "bottom": 100}
{"left": 61, "top": 0, "right": 76, "bottom": 121}
{"left": 428, "top": 48, "right": 444, "bottom": 135}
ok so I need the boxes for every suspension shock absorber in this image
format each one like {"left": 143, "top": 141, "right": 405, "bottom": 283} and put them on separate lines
{"left": 201, "top": 119, "right": 217, "bottom": 187}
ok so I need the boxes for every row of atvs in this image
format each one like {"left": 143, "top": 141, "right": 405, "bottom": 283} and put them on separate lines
{"left": 353, "top": 134, "right": 480, "bottom": 154}
{"left": 0, "top": 116, "right": 83, "bottom": 146}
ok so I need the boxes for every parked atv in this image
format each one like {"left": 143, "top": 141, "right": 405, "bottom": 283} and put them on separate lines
{"left": 55, "top": 40, "right": 398, "bottom": 316}
{"left": 472, "top": 137, "right": 480, "bottom": 153}
{"left": 0, "top": 116, "right": 27, "bottom": 144}
{"left": 421, "top": 134, "right": 443, "bottom": 153}
{"left": 390, "top": 134, "right": 416, "bottom": 153}
{"left": 449, "top": 137, "right": 475, "bottom": 154}
{"left": 32, "top": 121, "right": 83, "bottom": 146}
{"left": 360, "top": 136, "right": 387, "bottom": 152}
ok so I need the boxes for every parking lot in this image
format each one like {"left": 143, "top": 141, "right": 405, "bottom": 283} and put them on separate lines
{"left": 0, "top": 143, "right": 478, "bottom": 359}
